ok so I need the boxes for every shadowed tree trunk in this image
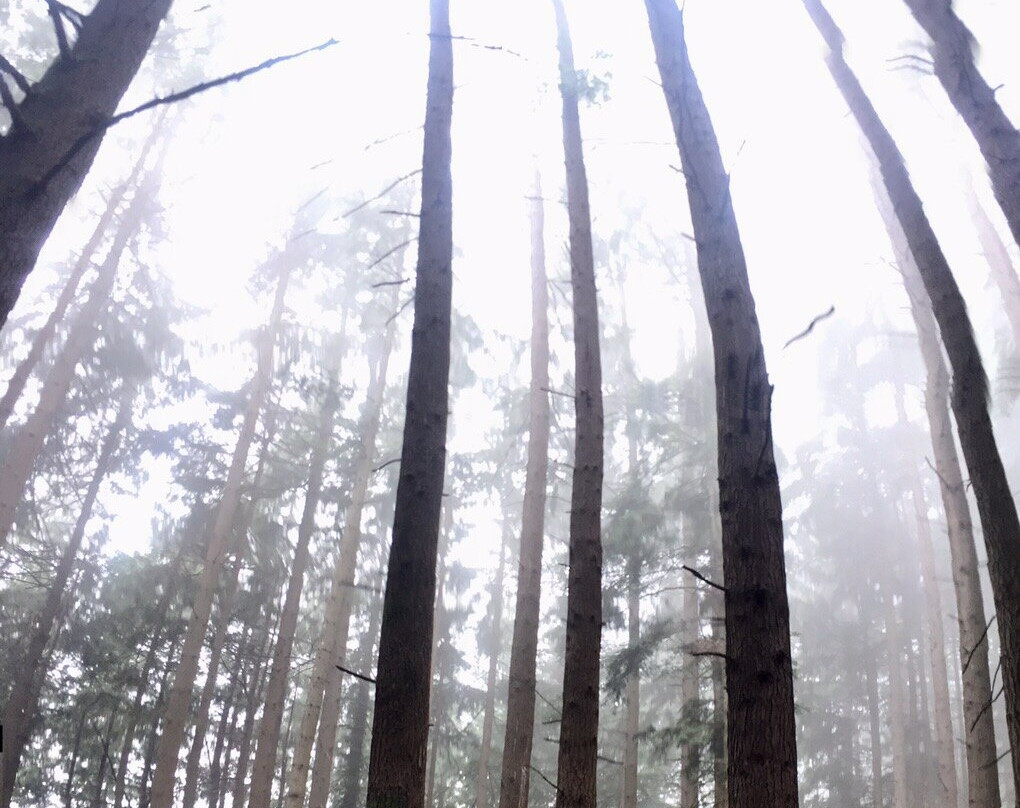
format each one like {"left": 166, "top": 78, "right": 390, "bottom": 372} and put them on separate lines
{"left": 150, "top": 261, "right": 290, "bottom": 808}
{"left": 899, "top": 0, "right": 1020, "bottom": 248}
{"left": 803, "top": 1, "right": 1020, "bottom": 794}
{"left": 644, "top": 2, "right": 798, "bottom": 805}
{"left": 497, "top": 170, "right": 551, "bottom": 808}
{"left": 551, "top": 2, "right": 606, "bottom": 807}
{"left": 0, "top": 0, "right": 173, "bottom": 327}
{"left": 0, "top": 386, "right": 133, "bottom": 808}
{"left": 340, "top": 594, "right": 383, "bottom": 808}
{"left": 364, "top": 0, "right": 453, "bottom": 804}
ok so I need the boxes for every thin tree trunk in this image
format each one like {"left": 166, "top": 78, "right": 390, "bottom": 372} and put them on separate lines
{"left": 680, "top": 563, "right": 701, "bottom": 808}
{"left": 551, "top": 3, "right": 605, "bottom": 807}
{"left": 233, "top": 609, "right": 280, "bottom": 808}
{"left": 887, "top": 593, "right": 911, "bottom": 808}
{"left": 207, "top": 623, "right": 252, "bottom": 808}
{"left": 364, "top": 1, "right": 454, "bottom": 797}
{"left": 140, "top": 620, "right": 185, "bottom": 808}
{"left": 644, "top": 3, "right": 798, "bottom": 805}
{"left": 64, "top": 697, "right": 100, "bottom": 808}
{"left": 804, "top": 4, "right": 1020, "bottom": 793}
{"left": 150, "top": 263, "right": 290, "bottom": 808}
{"left": 913, "top": 485, "right": 961, "bottom": 808}
{"left": 0, "top": 0, "right": 173, "bottom": 326}
{"left": 425, "top": 508, "right": 453, "bottom": 808}
{"left": 340, "top": 595, "right": 383, "bottom": 808}
{"left": 497, "top": 170, "right": 551, "bottom": 808}
{"left": 964, "top": 184, "right": 1020, "bottom": 347}
{"left": 249, "top": 380, "right": 341, "bottom": 808}
{"left": 899, "top": 0, "right": 1020, "bottom": 248}
{"left": 0, "top": 386, "right": 132, "bottom": 808}
{"left": 474, "top": 522, "right": 509, "bottom": 808}
{"left": 864, "top": 624, "right": 885, "bottom": 808}
{"left": 710, "top": 650, "right": 727, "bottom": 808}
{"left": 622, "top": 556, "right": 641, "bottom": 808}
{"left": 275, "top": 699, "right": 296, "bottom": 808}
{"left": 92, "top": 710, "right": 117, "bottom": 808}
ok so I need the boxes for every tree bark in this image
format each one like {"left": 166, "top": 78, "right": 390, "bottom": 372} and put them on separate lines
{"left": 622, "top": 556, "right": 641, "bottom": 808}
{"left": 899, "top": 0, "right": 1020, "bottom": 248}
{"left": 0, "top": 385, "right": 132, "bottom": 808}
{"left": 803, "top": 0, "right": 1020, "bottom": 794}
{"left": 644, "top": 3, "right": 799, "bottom": 805}
{"left": 864, "top": 620, "right": 885, "bottom": 808}
{"left": 207, "top": 622, "right": 252, "bottom": 808}
{"left": 150, "top": 261, "right": 289, "bottom": 808}
{"left": 364, "top": 0, "right": 454, "bottom": 803}
{"left": 680, "top": 559, "right": 701, "bottom": 808}
{"left": 497, "top": 170, "right": 551, "bottom": 808}
{"left": 340, "top": 594, "right": 383, "bottom": 808}
{"left": 887, "top": 592, "right": 911, "bottom": 808}
{"left": 248, "top": 379, "right": 341, "bottom": 808}
{"left": 0, "top": 0, "right": 173, "bottom": 327}
{"left": 963, "top": 184, "right": 1020, "bottom": 348}
{"left": 550, "top": 3, "right": 606, "bottom": 807}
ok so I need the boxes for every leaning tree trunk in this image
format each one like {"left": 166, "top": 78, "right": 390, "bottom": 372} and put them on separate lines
{"left": 644, "top": 2, "right": 799, "bottom": 805}
{"left": 364, "top": 0, "right": 454, "bottom": 804}
{"left": 497, "top": 171, "right": 551, "bottom": 808}
{"left": 0, "top": 386, "right": 132, "bottom": 808}
{"left": 803, "top": 0, "right": 1020, "bottom": 793}
{"left": 550, "top": 3, "right": 606, "bottom": 807}
{"left": 0, "top": 0, "right": 173, "bottom": 327}
{"left": 899, "top": 0, "right": 1020, "bottom": 248}
{"left": 963, "top": 183, "right": 1020, "bottom": 347}
{"left": 150, "top": 262, "right": 290, "bottom": 808}
{"left": 247, "top": 378, "right": 341, "bottom": 808}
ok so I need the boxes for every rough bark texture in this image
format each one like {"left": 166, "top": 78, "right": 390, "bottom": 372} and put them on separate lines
{"left": 0, "top": 0, "right": 173, "bottom": 327}
{"left": 551, "top": 3, "right": 605, "bottom": 807}
{"left": 804, "top": 0, "right": 1020, "bottom": 794}
{"left": 0, "top": 388, "right": 132, "bottom": 808}
{"left": 900, "top": 0, "right": 1020, "bottom": 248}
{"left": 364, "top": 1, "right": 453, "bottom": 803}
{"left": 644, "top": 2, "right": 798, "bottom": 805}
{"left": 248, "top": 383, "right": 340, "bottom": 808}
{"left": 497, "top": 172, "right": 551, "bottom": 808}
{"left": 150, "top": 264, "right": 289, "bottom": 808}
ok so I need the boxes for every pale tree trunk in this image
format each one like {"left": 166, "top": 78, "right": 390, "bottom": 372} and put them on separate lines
{"left": 710, "top": 648, "right": 727, "bottom": 808}
{"left": 0, "top": 164, "right": 152, "bottom": 550}
{"left": 497, "top": 170, "right": 551, "bottom": 808}
{"left": 288, "top": 315, "right": 396, "bottom": 808}
{"left": 474, "top": 520, "right": 509, "bottom": 808}
{"left": 150, "top": 263, "right": 290, "bottom": 808}
{"left": 644, "top": 2, "right": 798, "bottom": 805}
{"left": 0, "top": 385, "right": 133, "bottom": 808}
{"left": 232, "top": 609, "right": 279, "bottom": 808}
{"left": 913, "top": 485, "right": 961, "bottom": 808}
{"left": 804, "top": 3, "right": 1020, "bottom": 793}
{"left": 0, "top": 0, "right": 173, "bottom": 327}
{"left": 680, "top": 561, "right": 701, "bottom": 808}
{"left": 207, "top": 622, "right": 252, "bottom": 808}
{"left": 899, "top": 0, "right": 1020, "bottom": 248}
{"left": 887, "top": 593, "right": 911, "bottom": 808}
{"left": 0, "top": 120, "right": 160, "bottom": 432}
{"left": 551, "top": 3, "right": 605, "bottom": 807}
{"left": 248, "top": 377, "right": 342, "bottom": 808}
{"left": 963, "top": 184, "right": 1020, "bottom": 347}
{"left": 364, "top": 0, "right": 454, "bottom": 801}
{"left": 622, "top": 557, "right": 640, "bottom": 808}
{"left": 864, "top": 621, "right": 885, "bottom": 808}
{"left": 340, "top": 595, "right": 383, "bottom": 808}
{"left": 91, "top": 710, "right": 117, "bottom": 808}
{"left": 140, "top": 619, "right": 186, "bottom": 808}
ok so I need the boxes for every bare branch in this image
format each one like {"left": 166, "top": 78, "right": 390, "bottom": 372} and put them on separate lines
{"left": 681, "top": 564, "right": 726, "bottom": 593}
{"left": 335, "top": 664, "right": 376, "bottom": 685}
{"left": 340, "top": 168, "right": 422, "bottom": 218}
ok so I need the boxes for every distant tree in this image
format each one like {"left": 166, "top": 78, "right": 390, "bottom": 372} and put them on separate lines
{"left": 803, "top": 0, "right": 1020, "bottom": 794}
{"left": 0, "top": 0, "right": 174, "bottom": 327}
{"left": 643, "top": 2, "right": 799, "bottom": 806}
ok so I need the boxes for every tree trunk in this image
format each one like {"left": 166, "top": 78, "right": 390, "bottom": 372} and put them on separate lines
{"left": 474, "top": 521, "right": 509, "bottom": 808}
{"left": 0, "top": 385, "right": 132, "bottom": 808}
{"left": 913, "top": 485, "right": 961, "bottom": 808}
{"left": 364, "top": 1, "right": 454, "bottom": 803}
{"left": 644, "top": 3, "right": 799, "bottom": 805}
{"left": 233, "top": 608, "right": 280, "bottom": 808}
{"left": 887, "top": 593, "right": 911, "bottom": 808}
{"left": 710, "top": 650, "right": 728, "bottom": 808}
{"left": 864, "top": 623, "right": 885, "bottom": 808}
{"left": 249, "top": 379, "right": 340, "bottom": 808}
{"left": 340, "top": 594, "right": 383, "bottom": 808}
{"left": 899, "top": 0, "right": 1020, "bottom": 248}
{"left": 680, "top": 561, "right": 701, "bottom": 808}
{"left": 91, "top": 710, "right": 117, "bottom": 808}
{"left": 803, "top": 1, "right": 1020, "bottom": 794}
{"left": 150, "top": 262, "right": 289, "bottom": 808}
{"left": 497, "top": 170, "right": 551, "bottom": 808}
{"left": 550, "top": 4, "right": 605, "bottom": 808}
{"left": 622, "top": 557, "right": 641, "bottom": 808}
{"left": 288, "top": 315, "right": 396, "bottom": 808}
{"left": 0, "top": 0, "right": 172, "bottom": 326}
{"left": 207, "top": 622, "right": 252, "bottom": 808}
{"left": 963, "top": 184, "right": 1020, "bottom": 348}
{"left": 139, "top": 619, "right": 185, "bottom": 808}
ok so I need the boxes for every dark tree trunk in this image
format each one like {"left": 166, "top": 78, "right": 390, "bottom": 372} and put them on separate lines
{"left": 644, "top": 3, "right": 798, "bottom": 805}
{"left": 0, "top": 386, "right": 132, "bottom": 808}
{"left": 803, "top": 0, "right": 1020, "bottom": 794}
{"left": 497, "top": 170, "right": 551, "bottom": 808}
{"left": 91, "top": 710, "right": 117, "bottom": 808}
{"left": 0, "top": 0, "right": 172, "bottom": 326}
{"left": 551, "top": 3, "right": 606, "bottom": 807}
{"left": 364, "top": 0, "right": 454, "bottom": 804}
{"left": 899, "top": 0, "right": 1020, "bottom": 248}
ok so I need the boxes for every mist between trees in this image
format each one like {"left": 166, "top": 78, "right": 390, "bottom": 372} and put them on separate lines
{"left": 1, "top": 1, "right": 1019, "bottom": 807}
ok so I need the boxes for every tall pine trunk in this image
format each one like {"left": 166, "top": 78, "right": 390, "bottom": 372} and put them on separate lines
{"left": 803, "top": 0, "right": 1020, "bottom": 793}
{"left": 497, "top": 171, "right": 551, "bottom": 808}
{"left": 680, "top": 560, "right": 701, "bottom": 808}
{"left": 340, "top": 593, "right": 383, "bottom": 808}
{"left": 899, "top": 0, "right": 1020, "bottom": 247}
{"left": 150, "top": 262, "right": 290, "bottom": 808}
{"left": 622, "top": 556, "right": 641, "bottom": 808}
{"left": 644, "top": 2, "right": 798, "bottom": 804}
{"left": 551, "top": 2, "right": 605, "bottom": 806}
{"left": 0, "top": 0, "right": 172, "bottom": 326}
{"left": 0, "top": 386, "right": 132, "bottom": 808}
{"left": 364, "top": 0, "right": 454, "bottom": 803}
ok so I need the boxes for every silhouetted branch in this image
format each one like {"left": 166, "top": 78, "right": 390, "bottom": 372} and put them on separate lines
{"left": 530, "top": 765, "right": 557, "bottom": 791}
{"left": 336, "top": 664, "right": 376, "bottom": 685}
{"left": 682, "top": 564, "right": 726, "bottom": 592}
{"left": 783, "top": 305, "right": 835, "bottom": 349}
{"left": 372, "top": 457, "right": 400, "bottom": 473}
{"left": 962, "top": 615, "right": 995, "bottom": 676}
{"left": 0, "top": 54, "right": 30, "bottom": 93}
{"left": 341, "top": 169, "right": 421, "bottom": 218}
